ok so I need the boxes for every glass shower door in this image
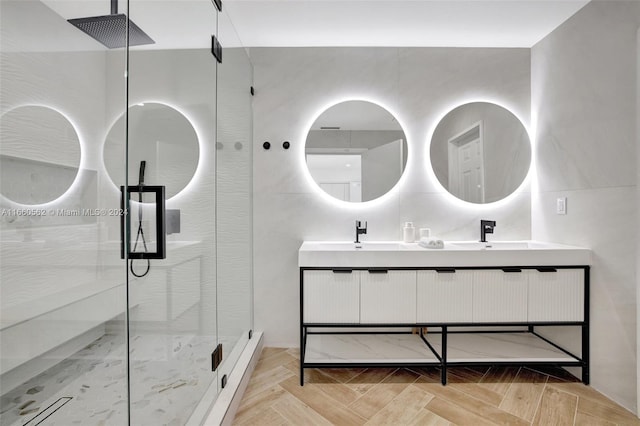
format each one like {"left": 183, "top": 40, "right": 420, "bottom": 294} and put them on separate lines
{"left": 216, "top": 7, "right": 254, "bottom": 383}
{"left": 0, "top": 0, "right": 128, "bottom": 424}
{"left": 120, "top": 0, "right": 220, "bottom": 424}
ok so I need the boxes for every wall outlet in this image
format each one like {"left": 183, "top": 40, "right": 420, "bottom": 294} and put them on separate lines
{"left": 556, "top": 197, "right": 567, "bottom": 215}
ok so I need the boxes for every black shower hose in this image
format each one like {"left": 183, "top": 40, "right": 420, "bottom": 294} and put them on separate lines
{"left": 130, "top": 188, "right": 150, "bottom": 278}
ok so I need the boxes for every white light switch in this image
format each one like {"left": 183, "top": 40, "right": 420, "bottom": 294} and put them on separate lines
{"left": 556, "top": 197, "right": 567, "bottom": 215}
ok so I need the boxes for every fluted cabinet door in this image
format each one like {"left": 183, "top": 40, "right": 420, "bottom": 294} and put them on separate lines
{"left": 528, "top": 269, "right": 584, "bottom": 321}
{"left": 417, "top": 270, "right": 473, "bottom": 323}
{"left": 473, "top": 270, "right": 528, "bottom": 322}
{"left": 360, "top": 270, "right": 416, "bottom": 324}
{"left": 303, "top": 270, "right": 360, "bottom": 323}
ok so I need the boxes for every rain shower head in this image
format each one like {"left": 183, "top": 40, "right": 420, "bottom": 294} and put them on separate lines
{"left": 67, "top": 0, "right": 154, "bottom": 49}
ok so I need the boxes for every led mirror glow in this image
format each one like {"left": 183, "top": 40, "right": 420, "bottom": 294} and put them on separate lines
{"left": 103, "top": 103, "right": 199, "bottom": 199}
{"left": 0, "top": 106, "right": 81, "bottom": 205}
{"left": 430, "top": 102, "right": 531, "bottom": 204}
{"left": 305, "top": 100, "right": 408, "bottom": 203}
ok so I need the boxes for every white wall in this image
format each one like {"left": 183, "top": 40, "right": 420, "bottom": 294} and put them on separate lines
{"left": 251, "top": 46, "right": 531, "bottom": 347}
{"left": 532, "top": 0, "right": 640, "bottom": 413}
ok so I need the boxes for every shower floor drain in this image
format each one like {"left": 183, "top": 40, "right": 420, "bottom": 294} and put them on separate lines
{"left": 24, "top": 397, "right": 72, "bottom": 425}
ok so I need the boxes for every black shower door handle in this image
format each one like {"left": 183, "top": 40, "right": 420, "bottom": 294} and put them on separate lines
{"left": 120, "top": 185, "right": 166, "bottom": 259}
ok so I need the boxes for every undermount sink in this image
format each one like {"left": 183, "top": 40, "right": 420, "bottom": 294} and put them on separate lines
{"left": 446, "top": 241, "right": 531, "bottom": 250}
{"left": 302, "top": 241, "right": 404, "bottom": 251}
{"left": 299, "top": 240, "right": 591, "bottom": 268}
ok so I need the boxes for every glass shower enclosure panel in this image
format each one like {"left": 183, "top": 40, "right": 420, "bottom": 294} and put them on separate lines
{"left": 121, "top": 0, "right": 220, "bottom": 424}
{"left": 0, "top": 0, "right": 128, "bottom": 424}
{"left": 216, "top": 7, "right": 254, "bottom": 381}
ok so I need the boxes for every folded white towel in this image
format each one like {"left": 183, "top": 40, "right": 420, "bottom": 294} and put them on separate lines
{"left": 418, "top": 237, "right": 444, "bottom": 249}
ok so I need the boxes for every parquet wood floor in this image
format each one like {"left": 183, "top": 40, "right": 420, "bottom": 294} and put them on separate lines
{"left": 233, "top": 348, "right": 640, "bottom": 425}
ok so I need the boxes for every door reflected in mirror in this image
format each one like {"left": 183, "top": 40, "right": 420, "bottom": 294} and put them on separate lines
{"left": 430, "top": 102, "right": 531, "bottom": 204}
{"left": 305, "top": 101, "right": 407, "bottom": 203}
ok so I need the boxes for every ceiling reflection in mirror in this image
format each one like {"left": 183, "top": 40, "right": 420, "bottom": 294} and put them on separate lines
{"left": 305, "top": 101, "right": 407, "bottom": 203}
{"left": 430, "top": 102, "right": 531, "bottom": 204}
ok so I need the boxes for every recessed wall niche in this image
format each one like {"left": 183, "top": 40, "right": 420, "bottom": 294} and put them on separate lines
{"left": 103, "top": 103, "right": 200, "bottom": 199}
{"left": 0, "top": 106, "right": 81, "bottom": 205}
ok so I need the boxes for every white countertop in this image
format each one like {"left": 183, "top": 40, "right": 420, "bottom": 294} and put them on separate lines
{"left": 298, "top": 240, "right": 591, "bottom": 268}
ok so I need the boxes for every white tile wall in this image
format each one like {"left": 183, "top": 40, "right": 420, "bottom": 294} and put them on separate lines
{"left": 251, "top": 46, "right": 531, "bottom": 347}
{"left": 532, "top": 0, "right": 640, "bottom": 413}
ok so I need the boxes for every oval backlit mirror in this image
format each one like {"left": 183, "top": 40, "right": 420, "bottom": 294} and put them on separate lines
{"left": 0, "top": 106, "right": 81, "bottom": 205}
{"left": 305, "top": 100, "right": 408, "bottom": 203}
{"left": 430, "top": 102, "right": 531, "bottom": 204}
{"left": 104, "top": 103, "right": 199, "bottom": 199}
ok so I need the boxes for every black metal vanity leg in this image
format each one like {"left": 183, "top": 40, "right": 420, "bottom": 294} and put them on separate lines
{"left": 300, "top": 268, "right": 305, "bottom": 386}
{"left": 582, "top": 324, "right": 590, "bottom": 385}
{"left": 582, "top": 266, "right": 590, "bottom": 385}
{"left": 441, "top": 326, "right": 447, "bottom": 385}
{"left": 300, "top": 326, "right": 305, "bottom": 386}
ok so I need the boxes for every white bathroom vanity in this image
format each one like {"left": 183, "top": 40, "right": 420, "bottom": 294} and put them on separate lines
{"left": 299, "top": 240, "right": 591, "bottom": 386}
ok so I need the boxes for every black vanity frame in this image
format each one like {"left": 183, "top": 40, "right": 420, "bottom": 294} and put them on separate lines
{"left": 299, "top": 265, "right": 590, "bottom": 386}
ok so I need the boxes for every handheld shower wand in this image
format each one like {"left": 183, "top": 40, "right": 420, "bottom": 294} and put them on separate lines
{"left": 138, "top": 160, "right": 146, "bottom": 187}
{"left": 130, "top": 160, "right": 150, "bottom": 277}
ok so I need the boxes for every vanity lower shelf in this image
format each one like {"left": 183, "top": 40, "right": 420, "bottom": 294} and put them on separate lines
{"left": 304, "top": 332, "right": 577, "bottom": 365}
{"left": 301, "top": 329, "right": 585, "bottom": 385}
{"left": 304, "top": 333, "right": 439, "bottom": 364}
{"left": 432, "top": 331, "right": 578, "bottom": 364}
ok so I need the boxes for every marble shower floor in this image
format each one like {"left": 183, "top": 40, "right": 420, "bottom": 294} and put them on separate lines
{"left": 0, "top": 331, "right": 229, "bottom": 426}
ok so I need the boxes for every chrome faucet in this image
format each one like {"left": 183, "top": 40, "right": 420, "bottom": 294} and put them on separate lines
{"left": 355, "top": 220, "right": 367, "bottom": 243}
{"left": 480, "top": 220, "right": 496, "bottom": 243}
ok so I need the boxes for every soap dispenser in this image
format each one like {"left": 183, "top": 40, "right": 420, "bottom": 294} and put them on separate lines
{"left": 403, "top": 222, "right": 415, "bottom": 243}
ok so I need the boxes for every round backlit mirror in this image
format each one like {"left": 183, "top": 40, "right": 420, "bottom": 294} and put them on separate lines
{"left": 305, "top": 101, "right": 408, "bottom": 202}
{"left": 0, "top": 106, "right": 81, "bottom": 205}
{"left": 104, "top": 103, "right": 199, "bottom": 199}
{"left": 430, "top": 102, "right": 531, "bottom": 204}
